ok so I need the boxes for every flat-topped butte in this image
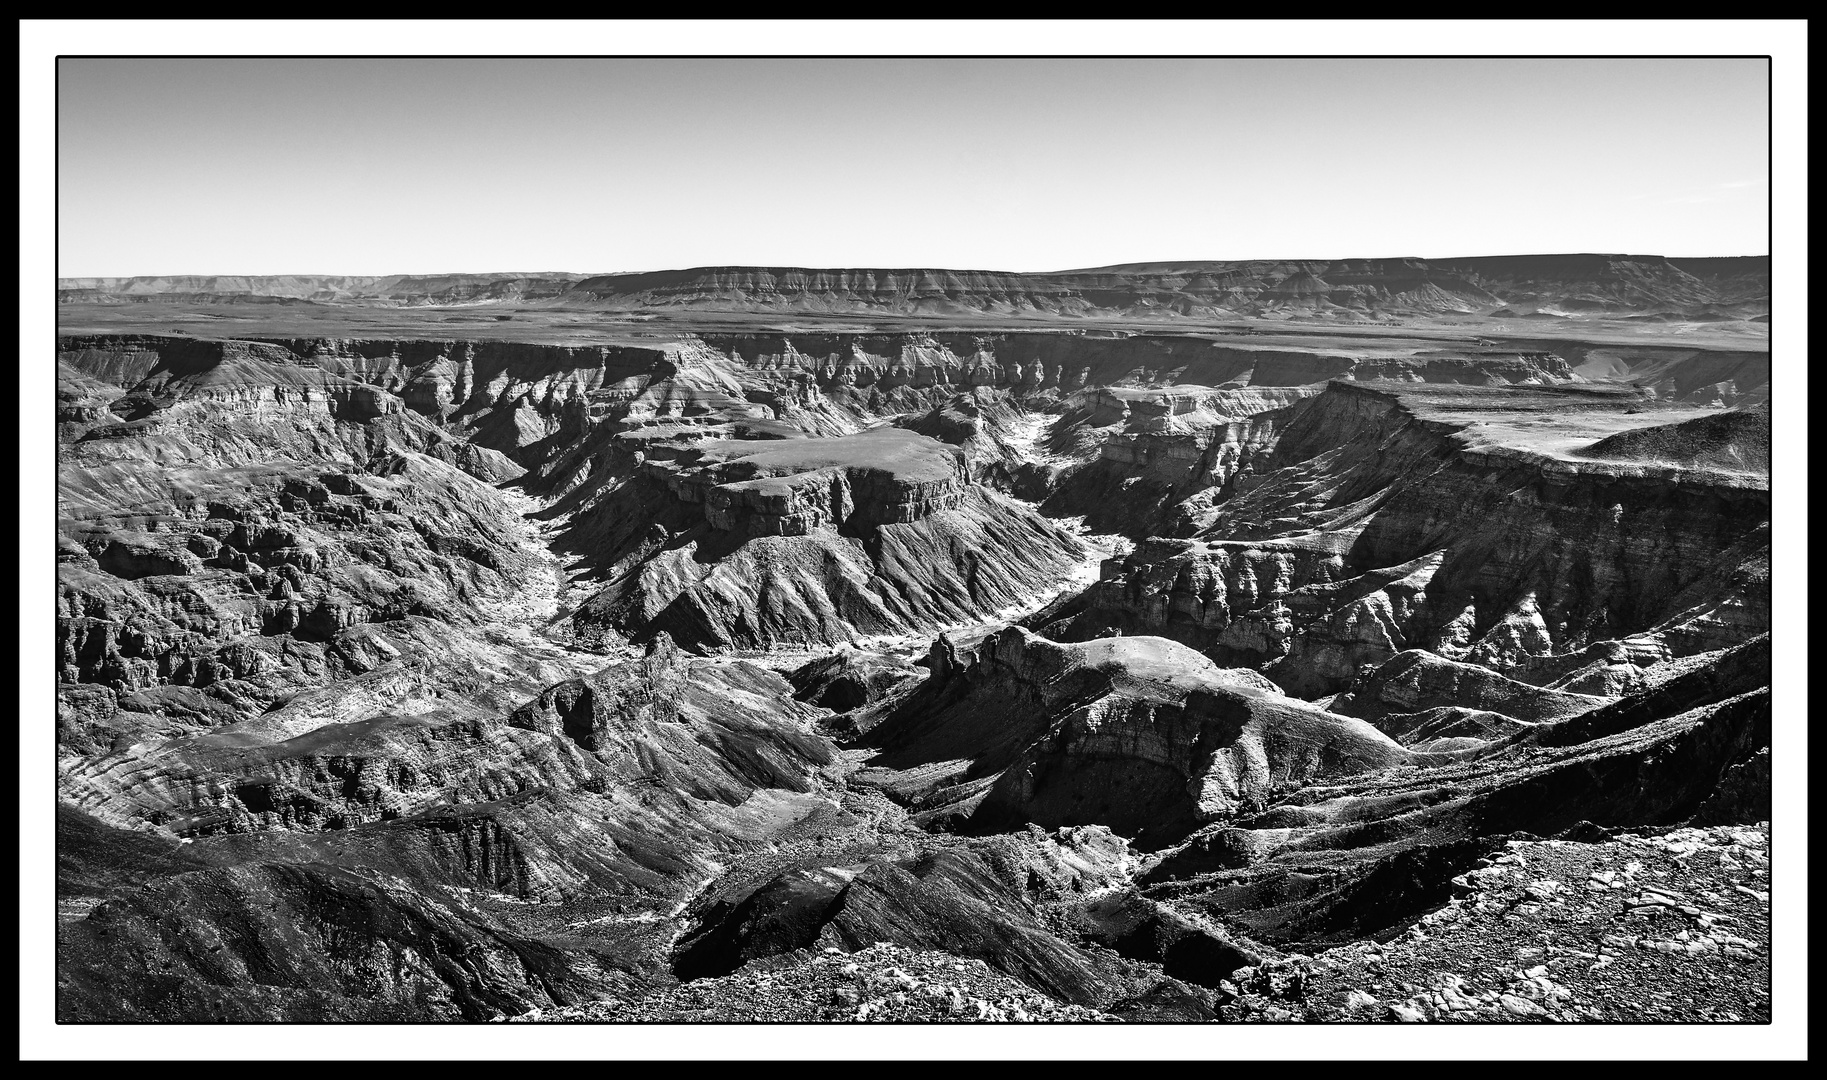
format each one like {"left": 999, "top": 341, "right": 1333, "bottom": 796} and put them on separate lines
{"left": 647, "top": 427, "right": 970, "bottom": 536}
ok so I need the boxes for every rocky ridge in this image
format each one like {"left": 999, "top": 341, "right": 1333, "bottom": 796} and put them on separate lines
{"left": 62, "top": 255, "right": 1768, "bottom": 323}
{"left": 1220, "top": 823, "right": 1771, "bottom": 1023}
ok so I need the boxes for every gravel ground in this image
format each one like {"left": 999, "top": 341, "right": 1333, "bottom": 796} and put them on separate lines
{"left": 503, "top": 823, "right": 1771, "bottom": 1025}
{"left": 1220, "top": 823, "right": 1772, "bottom": 1023}
{"left": 503, "top": 942, "right": 1115, "bottom": 1023}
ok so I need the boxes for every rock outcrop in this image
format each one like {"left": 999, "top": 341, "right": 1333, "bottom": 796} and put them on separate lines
{"left": 57, "top": 859, "right": 638, "bottom": 1022}
{"left": 665, "top": 831, "right": 1223, "bottom": 1018}
{"left": 1137, "top": 642, "right": 1770, "bottom": 945}
{"left": 851, "top": 628, "right": 1407, "bottom": 848}
{"left": 1043, "top": 381, "right": 1770, "bottom": 696}
{"left": 789, "top": 646, "right": 925, "bottom": 714}
{"left": 1330, "top": 650, "right": 1612, "bottom": 726}
{"left": 566, "top": 430, "right": 1096, "bottom": 652}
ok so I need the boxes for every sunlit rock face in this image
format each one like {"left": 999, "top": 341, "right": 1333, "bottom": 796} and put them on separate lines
{"left": 1041, "top": 382, "right": 1768, "bottom": 697}
{"left": 844, "top": 627, "right": 1406, "bottom": 850}
{"left": 523, "top": 416, "right": 1098, "bottom": 653}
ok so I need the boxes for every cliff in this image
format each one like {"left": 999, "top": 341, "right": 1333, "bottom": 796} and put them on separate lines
{"left": 1045, "top": 382, "right": 1770, "bottom": 695}
{"left": 61, "top": 255, "right": 1769, "bottom": 323}
{"left": 851, "top": 627, "right": 1407, "bottom": 849}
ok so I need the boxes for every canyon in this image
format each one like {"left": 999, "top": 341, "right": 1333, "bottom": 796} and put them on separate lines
{"left": 51, "top": 257, "right": 1773, "bottom": 1024}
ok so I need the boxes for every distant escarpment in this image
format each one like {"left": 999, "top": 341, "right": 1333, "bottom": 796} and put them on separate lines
{"left": 556, "top": 256, "right": 1767, "bottom": 322}
{"left": 58, "top": 272, "right": 590, "bottom": 307}
{"left": 62, "top": 255, "right": 1768, "bottom": 322}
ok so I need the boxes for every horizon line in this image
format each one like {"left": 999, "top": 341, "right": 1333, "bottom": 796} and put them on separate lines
{"left": 56, "top": 251, "right": 1775, "bottom": 283}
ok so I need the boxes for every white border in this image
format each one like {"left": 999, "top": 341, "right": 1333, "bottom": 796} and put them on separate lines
{"left": 20, "top": 19, "right": 1808, "bottom": 1061}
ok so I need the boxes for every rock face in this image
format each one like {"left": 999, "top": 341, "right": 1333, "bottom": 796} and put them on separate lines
{"left": 1330, "top": 650, "right": 1612, "bottom": 726}
{"left": 1040, "top": 387, "right": 1318, "bottom": 535}
{"left": 1041, "top": 382, "right": 1769, "bottom": 696}
{"left": 851, "top": 628, "right": 1407, "bottom": 849}
{"left": 63, "top": 631, "right": 840, "bottom": 879}
{"left": 565, "top": 430, "right": 1096, "bottom": 652}
{"left": 55, "top": 338, "right": 578, "bottom": 765}
{"left": 52, "top": 280, "right": 1776, "bottom": 1026}
{"left": 505, "top": 636, "right": 836, "bottom": 799}
{"left": 57, "top": 632, "right": 868, "bottom": 1021}
{"left": 789, "top": 647, "right": 924, "bottom": 714}
{"left": 1137, "top": 643, "right": 1770, "bottom": 947}
{"left": 653, "top": 428, "right": 971, "bottom": 537}
{"left": 663, "top": 828, "right": 1229, "bottom": 1018}
{"left": 58, "top": 859, "right": 638, "bottom": 1022}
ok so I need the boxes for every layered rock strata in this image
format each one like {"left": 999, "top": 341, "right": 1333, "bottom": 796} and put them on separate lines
{"left": 566, "top": 430, "right": 1095, "bottom": 652}
{"left": 849, "top": 627, "right": 1406, "bottom": 848}
{"left": 62, "top": 255, "right": 1770, "bottom": 322}
{"left": 1042, "top": 382, "right": 1769, "bottom": 696}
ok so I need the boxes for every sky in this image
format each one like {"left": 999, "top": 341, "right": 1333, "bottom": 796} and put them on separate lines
{"left": 57, "top": 57, "right": 1771, "bottom": 277}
